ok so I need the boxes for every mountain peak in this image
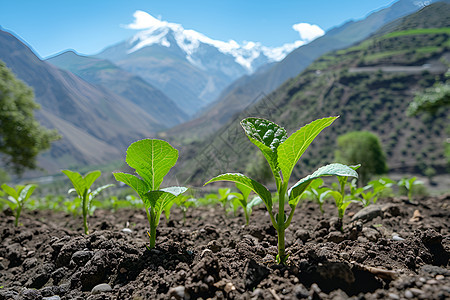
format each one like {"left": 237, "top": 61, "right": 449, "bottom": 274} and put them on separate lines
{"left": 124, "top": 10, "right": 310, "bottom": 73}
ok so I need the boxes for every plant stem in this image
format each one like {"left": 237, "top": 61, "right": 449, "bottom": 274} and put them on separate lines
{"left": 82, "top": 191, "right": 89, "bottom": 234}
{"left": 14, "top": 205, "right": 21, "bottom": 227}
{"left": 244, "top": 209, "right": 249, "bottom": 225}
{"left": 277, "top": 183, "right": 288, "bottom": 264}
{"left": 148, "top": 208, "right": 157, "bottom": 249}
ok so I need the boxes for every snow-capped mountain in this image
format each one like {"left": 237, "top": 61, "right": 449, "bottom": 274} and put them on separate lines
{"left": 126, "top": 11, "right": 299, "bottom": 73}
{"left": 97, "top": 11, "right": 307, "bottom": 116}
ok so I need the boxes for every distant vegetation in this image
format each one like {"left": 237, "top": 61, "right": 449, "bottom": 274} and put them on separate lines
{"left": 0, "top": 60, "right": 60, "bottom": 176}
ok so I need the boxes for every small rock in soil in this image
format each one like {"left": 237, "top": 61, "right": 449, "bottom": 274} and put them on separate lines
{"left": 167, "top": 286, "right": 187, "bottom": 300}
{"left": 121, "top": 228, "right": 132, "bottom": 233}
{"left": 351, "top": 205, "right": 382, "bottom": 222}
{"left": 404, "top": 290, "right": 414, "bottom": 298}
{"left": 20, "top": 289, "right": 41, "bottom": 300}
{"left": 392, "top": 234, "right": 404, "bottom": 241}
{"left": 91, "top": 283, "right": 112, "bottom": 294}
{"left": 42, "top": 296, "right": 61, "bottom": 300}
{"left": 388, "top": 292, "right": 400, "bottom": 299}
{"left": 71, "top": 250, "right": 94, "bottom": 266}
{"left": 409, "top": 209, "right": 423, "bottom": 222}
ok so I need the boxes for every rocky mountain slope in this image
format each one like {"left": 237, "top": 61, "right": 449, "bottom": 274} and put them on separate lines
{"left": 47, "top": 50, "right": 188, "bottom": 128}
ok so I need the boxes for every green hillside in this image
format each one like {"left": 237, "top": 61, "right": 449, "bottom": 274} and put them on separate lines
{"left": 173, "top": 3, "right": 450, "bottom": 186}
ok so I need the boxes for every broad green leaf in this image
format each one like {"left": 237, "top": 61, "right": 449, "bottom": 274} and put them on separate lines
{"left": 240, "top": 118, "right": 287, "bottom": 178}
{"left": 204, "top": 173, "right": 273, "bottom": 211}
{"left": 125, "top": 139, "right": 178, "bottom": 190}
{"left": 1, "top": 184, "right": 19, "bottom": 200}
{"left": 84, "top": 170, "right": 101, "bottom": 190}
{"left": 62, "top": 170, "right": 85, "bottom": 197}
{"left": 288, "top": 163, "right": 358, "bottom": 208}
{"left": 236, "top": 182, "right": 252, "bottom": 201}
{"left": 327, "top": 190, "right": 343, "bottom": 206}
{"left": 19, "top": 184, "right": 37, "bottom": 203}
{"left": 278, "top": 116, "right": 338, "bottom": 182}
{"left": 113, "top": 172, "right": 149, "bottom": 200}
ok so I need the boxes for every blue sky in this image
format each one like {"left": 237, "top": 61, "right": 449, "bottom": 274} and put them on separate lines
{"left": 0, "top": 0, "right": 397, "bottom": 59}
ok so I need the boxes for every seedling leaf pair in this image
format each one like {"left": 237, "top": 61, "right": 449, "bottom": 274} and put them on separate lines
{"left": 0, "top": 183, "right": 37, "bottom": 226}
{"left": 62, "top": 170, "right": 114, "bottom": 234}
{"left": 113, "top": 139, "right": 186, "bottom": 248}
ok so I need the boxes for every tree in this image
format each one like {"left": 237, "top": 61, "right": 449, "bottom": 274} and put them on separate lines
{"left": 0, "top": 60, "right": 60, "bottom": 175}
{"left": 335, "top": 131, "right": 388, "bottom": 185}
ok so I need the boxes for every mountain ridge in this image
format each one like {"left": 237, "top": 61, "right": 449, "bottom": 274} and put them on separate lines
{"left": 47, "top": 50, "right": 188, "bottom": 127}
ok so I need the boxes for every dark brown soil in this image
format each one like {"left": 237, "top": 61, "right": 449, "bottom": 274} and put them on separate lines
{"left": 1, "top": 194, "right": 449, "bottom": 300}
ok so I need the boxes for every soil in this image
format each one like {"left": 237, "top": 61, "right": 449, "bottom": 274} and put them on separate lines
{"left": 0, "top": 194, "right": 449, "bottom": 300}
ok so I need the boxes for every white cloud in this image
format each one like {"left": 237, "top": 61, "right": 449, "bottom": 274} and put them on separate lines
{"left": 292, "top": 23, "right": 325, "bottom": 42}
{"left": 124, "top": 10, "right": 166, "bottom": 29}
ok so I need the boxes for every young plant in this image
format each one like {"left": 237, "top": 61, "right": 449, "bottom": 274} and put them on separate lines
{"left": 398, "top": 177, "right": 423, "bottom": 203}
{"left": 301, "top": 178, "right": 331, "bottom": 214}
{"left": 355, "top": 177, "right": 395, "bottom": 207}
{"left": 62, "top": 170, "right": 114, "bottom": 234}
{"left": 0, "top": 183, "right": 37, "bottom": 226}
{"left": 205, "top": 117, "right": 358, "bottom": 264}
{"left": 217, "top": 187, "right": 240, "bottom": 214}
{"left": 113, "top": 139, "right": 187, "bottom": 249}
{"left": 231, "top": 182, "right": 263, "bottom": 225}
{"left": 328, "top": 171, "right": 359, "bottom": 231}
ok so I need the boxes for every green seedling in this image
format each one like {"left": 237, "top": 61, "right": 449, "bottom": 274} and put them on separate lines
{"left": 205, "top": 117, "right": 358, "bottom": 264}
{"left": 113, "top": 139, "right": 187, "bottom": 249}
{"left": 196, "top": 193, "right": 220, "bottom": 206}
{"left": 0, "top": 183, "right": 37, "bottom": 226}
{"left": 217, "top": 188, "right": 240, "bottom": 214}
{"left": 62, "top": 170, "right": 114, "bottom": 234}
{"left": 162, "top": 193, "right": 193, "bottom": 224}
{"left": 355, "top": 177, "right": 395, "bottom": 206}
{"left": 398, "top": 177, "right": 423, "bottom": 203}
{"left": 327, "top": 166, "right": 360, "bottom": 231}
{"left": 301, "top": 178, "right": 331, "bottom": 214}
{"left": 231, "top": 182, "right": 263, "bottom": 225}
